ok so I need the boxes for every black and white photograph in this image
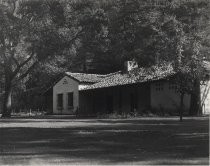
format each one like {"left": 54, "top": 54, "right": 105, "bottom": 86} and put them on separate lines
{"left": 0, "top": 0, "right": 209, "bottom": 165}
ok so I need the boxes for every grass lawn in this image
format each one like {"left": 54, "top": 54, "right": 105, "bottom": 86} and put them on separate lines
{"left": 0, "top": 116, "right": 209, "bottom": 165}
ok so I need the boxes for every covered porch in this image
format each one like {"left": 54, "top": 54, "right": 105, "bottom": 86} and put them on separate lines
{"left": 79, "top": 83, "right": 151, "bottom": 115}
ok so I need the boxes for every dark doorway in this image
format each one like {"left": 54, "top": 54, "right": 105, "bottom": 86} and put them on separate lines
{"left": 118, "top": 89, "right": 122, "bottom": 114}
{"left": 106, "top": 95, "right": 113, "bottom": 113}
{"left": 57, "top": 93, "right": 63, "bottom": 109}
{"left": 130, "top": 93, "right": 138, "bottom": 112}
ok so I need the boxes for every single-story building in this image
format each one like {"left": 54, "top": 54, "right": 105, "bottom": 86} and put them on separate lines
{"left": 44, "top": 61, "right": 210, "bottom": 115}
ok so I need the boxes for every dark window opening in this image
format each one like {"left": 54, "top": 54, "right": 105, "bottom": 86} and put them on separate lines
{"left": 169, "top": 82, "right": 177, "bottom": 92}
{"left": 57, "top": 94, "right": 63, "bottom": 109}
{"left": 119, "top": 90, "right": 122, "bottom": 114}
{"left": 68, "top": 92, "right": 74, "bottom": 108}
{"left": 130, "top": 93, "right": 138, "bottom": 112}
{"left": 155, "top": 82, "right": 164, "bottom": 91}
{"left": 106, "top": 95, "right": 113, "bottom": 113}
{"left": 0, "top": 83, "right": 4, "bottom": 93}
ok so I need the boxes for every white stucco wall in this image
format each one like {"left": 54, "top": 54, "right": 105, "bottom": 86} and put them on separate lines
{"left": 201, "top": 80, "right": 210, "bottom": 114}
{"left": 150, "top": 81, "right": 191, "bottom": 113}
{"left": 53, "top": 76, "right": 79, "bottom": 114}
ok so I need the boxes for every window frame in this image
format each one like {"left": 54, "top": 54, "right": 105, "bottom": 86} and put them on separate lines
{"left": 168, "top": 82, "right": 178, "bottom": 92}
{"left": 155, "top": 82, "right": 164, "bottom": 92}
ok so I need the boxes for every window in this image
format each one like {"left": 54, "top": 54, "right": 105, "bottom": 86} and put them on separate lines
{"left": 155, "top": 82, "right": 164, "bottom": 91}
{"left": 169, "top": 82, "right": 177, "bottom": 92}
{"left": 68, "top": 92, "right": 74, "bottom": 108}
{"left": 0, "top": 83, "right": 4, "bottom": 93}
{"left": 57, "top": 94, "right": 63, "bottom": 109}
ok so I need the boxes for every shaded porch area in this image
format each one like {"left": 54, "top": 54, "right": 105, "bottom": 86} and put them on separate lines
{"left": 79, "top": 83, "right": 151, "bottom": 115}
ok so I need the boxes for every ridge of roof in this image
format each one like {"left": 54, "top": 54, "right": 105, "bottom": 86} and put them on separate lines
{"left": 65, "top": 72, "right": 105, "bottom": 76}
{"left": 65, "top": 72, "right": 111, "bottom": 83}
{"left": 104, "top": 71, "right": 122, "bottom": 77}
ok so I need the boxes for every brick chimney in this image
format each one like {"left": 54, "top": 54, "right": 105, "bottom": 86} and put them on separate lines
{"left": 124, "top": 60, "right": 138, "bottom": 72}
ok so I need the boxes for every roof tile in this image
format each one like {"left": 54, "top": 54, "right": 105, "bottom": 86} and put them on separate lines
{"left": 81, "top": 65, "right": 175, "bottom": 90}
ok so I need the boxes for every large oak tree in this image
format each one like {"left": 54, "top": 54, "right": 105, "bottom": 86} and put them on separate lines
{"left": 0, "top": 0, "right": 76, "bottom": 117}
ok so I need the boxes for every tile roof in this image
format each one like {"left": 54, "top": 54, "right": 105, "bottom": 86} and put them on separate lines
{"left": 42, "top": 71, "right": 120, "bottom": 94}
{"left": 41, "top": 61, "right": 210, "bottom": 94}
{"left": 81, "top": 65, "right": 175, "bottom": 91}
{"left": 65, "top": 72, "right": 107, "bottom": 83}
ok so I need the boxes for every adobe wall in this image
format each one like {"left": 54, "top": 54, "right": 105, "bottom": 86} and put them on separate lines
{"left": 53, "top": 76, "right": 79, "bottom": 114}
{"left": 150, "top": 80, "right": 191, "bottom": 114}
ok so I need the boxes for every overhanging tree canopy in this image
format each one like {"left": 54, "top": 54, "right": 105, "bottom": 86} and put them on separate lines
{"left": 0, "top": 0, "right": 80, "bottom": 117}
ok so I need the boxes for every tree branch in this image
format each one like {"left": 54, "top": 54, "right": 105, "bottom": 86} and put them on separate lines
{"left": 0, "top": 34, "right": 8, "bottom": 61}
{"left": 65, "top": 28, "right": 85, "bottom": 47}
{"left": 14, "top": 61, "right": 39, "bottom": 83}
{"left": 12, "top": 51, "right": 35, "bottom": 78}
{"left": 11, "top": 0, "right": 17, "bottom": 16}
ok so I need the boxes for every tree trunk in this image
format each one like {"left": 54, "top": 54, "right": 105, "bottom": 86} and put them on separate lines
{"left": 179, "top": 93, "right": 184, "bottom": 122}
{"left": 189, "top": 79, "right": 201, "bottom": 116}
{"left": 1, "top": 83, "right": 12, "bottom": 118}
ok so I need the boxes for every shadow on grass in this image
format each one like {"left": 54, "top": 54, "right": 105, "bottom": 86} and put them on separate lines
{"left": 0, "top": 116, "right": 208, "bottom": 124}
{"left": 0, "top": 118, "right": 209, "bottom": 165}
